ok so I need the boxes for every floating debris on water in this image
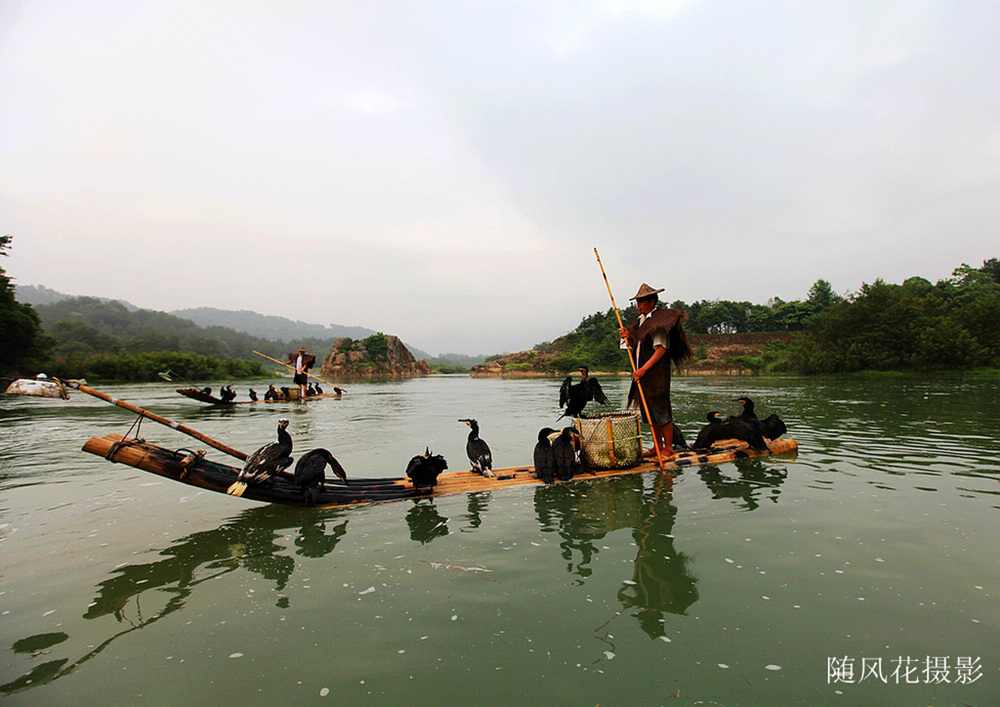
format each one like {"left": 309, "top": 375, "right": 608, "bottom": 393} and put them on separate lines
{"left": 422, "top": 561, "right": 492, "bottom": 573}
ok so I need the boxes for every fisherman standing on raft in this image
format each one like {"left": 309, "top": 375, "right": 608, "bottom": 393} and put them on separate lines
{"left": 619, "top": 283, "right": 693, "bottom": 461}
{"left": 288, "top": 346, "right": 316, "bottom": 400}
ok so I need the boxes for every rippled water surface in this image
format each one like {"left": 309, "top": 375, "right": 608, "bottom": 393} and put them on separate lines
{"left": 1, "top": 375, "right": 997, "bottom": 705}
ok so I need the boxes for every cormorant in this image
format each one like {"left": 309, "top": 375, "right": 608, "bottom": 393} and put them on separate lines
{"left": 552, "top": 426, "right": 582, "bottom": 481}
{"left": 279, "top": 386, "right": 292, "bottom": 400}
{"left": 533, "top": 427, "right": 559, "bottom": 483}
{"left": 558, "top": 366, "right": 610, "bottom": 419}
{"left": 294, "top": 448, "right": 348, "bottom": 506}
{"left": 459, "top": 419, "right": 493, "bottom": 477}
{"left": 405, "top": 448, "right": 449, "bottom": 490}
{"left": 692, "top": 411, "right": 729, "bottom": 450}
{"left": 227, "top": 418, "right": 294, "bottom": 496}
{"left": 718, "top": 398, "right": 769, "bottom": 451}
{"left": 314, "top": 383, "right": 323, "bottom": 394}
{"left": 693, "top": 409, "right": 768, "bottom": 452}
{"left": 306, "top": 384, "right": 317, "bottom": 397}
{"left": 248, "top": 388, "right": 258, "bottom": 402}
{"left": 734, "top": 396, "right": 760, "bottom": 423}
{"left": 735, "top": 396, "right": 787, "bottom": 440}
{"left": 760, "top": 413, "right": 787, "bottom": 441}
{"left": 264, "top": 384, "right": 278, "bottom": 401}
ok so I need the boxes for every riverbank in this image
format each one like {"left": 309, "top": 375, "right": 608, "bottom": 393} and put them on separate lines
{"left": 471, "top": 332, "right": 798, "bottom": 377}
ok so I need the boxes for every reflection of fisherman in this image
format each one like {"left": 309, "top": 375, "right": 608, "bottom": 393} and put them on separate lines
{"left": 618, "top": 479, "right": 698, "bottom": 638}
{"left": 619, "top": 283, "right": 692, "bottom": 460}
{"left": 287, "top": 346, "right": 316, "bottom": 400}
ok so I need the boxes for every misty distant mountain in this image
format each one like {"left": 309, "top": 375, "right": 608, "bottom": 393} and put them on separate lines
{"left": 171, "top": 307, "right": 377, "bottom": 342}
{"left": 15, "top": 284, "right": 488, "bottom": 365}
{"left": 17, "top": 284, "right": 138, "bottom": 310}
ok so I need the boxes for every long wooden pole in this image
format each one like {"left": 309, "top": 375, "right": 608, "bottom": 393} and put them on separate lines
{"left": 253, "top": 350, "right": 344, "bottom": 390}
{"left": 594, "top": 248, "right": 666, "bottom": 472}
{"left": 63, "top": 380, "right": 248, "bottom": 461}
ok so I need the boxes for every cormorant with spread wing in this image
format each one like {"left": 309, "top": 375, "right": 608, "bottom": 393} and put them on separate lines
{"left": 405, "top": 449, "right": 448, "bottom": 490}
{"left": 459, "top": 418, "right": 493, "bottom": 477}
{"left": 533, "top": 427, "right": 559, "bottom": 483}
{"left": 558, "top": 366, "right": 610, "bottom": 419}
{"left": 294, "top": 448, "right": 348, "bottom": 505}
{"left": 735, "top": 396, "right": 787, "bottom": 440}
{"left": 227, "top": 418, "right": 293, "bottom": 496}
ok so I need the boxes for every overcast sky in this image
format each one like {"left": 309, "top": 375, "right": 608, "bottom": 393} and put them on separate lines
{"left": 2, "top": 1, "right": 998, "bottom": 355}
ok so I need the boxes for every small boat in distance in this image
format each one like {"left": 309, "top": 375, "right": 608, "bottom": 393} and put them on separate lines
{"left": 175, "top": 387, "right": 343, "bottom": 405}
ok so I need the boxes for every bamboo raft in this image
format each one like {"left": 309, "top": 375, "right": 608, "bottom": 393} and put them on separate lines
{"left": 176, "top": 387, "right": 342, "bottom": 405}
{"left": 82, "top": 433, "right": 798, "bottom": 509}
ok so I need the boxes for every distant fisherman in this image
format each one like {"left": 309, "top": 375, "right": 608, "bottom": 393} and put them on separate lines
{"left": 288, "top": 347, "right": 316, "bottom": 400}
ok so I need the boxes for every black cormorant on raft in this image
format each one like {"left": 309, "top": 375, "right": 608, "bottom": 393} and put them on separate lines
{"left": 533, "top": 428, "right": 558, "bottom": 484}
{"left": 735, "top": 396, "right": 787, "bottom": 441}
{"left": 227, "top": 418, "right": 293, "bottom": 496}
{"left": 558, "top": 366, "right": 610, "bottom": 419}
{"left": 692, "top": 408, "right": 768, "bottom": 452}
{"left": 405, "top": 449, "right": 449, "bottom": 490}
{"left": 459, "top": 419, "right": 493, "bottom": 477}
{"left": 294, "top": 448, "right": 348, "bottom": 506}
{"left": 552, "top": 426, "right": 582, "bottom": 481}
{"left": 691, "top": 397, "right": 788, "bottom": 452}
{"left": 692, "top": 411, "right": 729, "bottom": 451}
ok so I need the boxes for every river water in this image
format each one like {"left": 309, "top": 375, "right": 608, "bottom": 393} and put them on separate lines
{"left": 1, "top": 374, "right": 997, "bottom": 705}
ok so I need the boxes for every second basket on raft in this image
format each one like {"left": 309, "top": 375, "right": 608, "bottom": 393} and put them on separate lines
{"left": 575, "top": 411, "right": 642, "bottom": 470}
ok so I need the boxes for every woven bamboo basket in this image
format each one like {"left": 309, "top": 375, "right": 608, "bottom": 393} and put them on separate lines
{"left": 575, "top": 411, "right": 642, "bottom": 470}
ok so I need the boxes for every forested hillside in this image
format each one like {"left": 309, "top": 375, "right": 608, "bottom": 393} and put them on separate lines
{"left": 501, "top": 259, "right": 1000, "bottom": 376}
{"left": 789, "top": 260, "right": 1000, "bottom": 372}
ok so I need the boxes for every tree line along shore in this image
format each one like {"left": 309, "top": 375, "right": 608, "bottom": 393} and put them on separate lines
{"left": 3, "top": 235, "right": 998, "bottom": 382}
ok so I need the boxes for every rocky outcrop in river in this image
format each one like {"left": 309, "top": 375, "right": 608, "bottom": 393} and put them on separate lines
{"left": 320, "top": 334, "right": 431, "bottom": 379}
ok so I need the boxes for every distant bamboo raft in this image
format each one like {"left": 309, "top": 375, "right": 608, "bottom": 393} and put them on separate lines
{"left": 82, "top": 433, "right": 798, "bottom": 509}
{"left": 176, "top": 387, "right": 341, "bottom": 405}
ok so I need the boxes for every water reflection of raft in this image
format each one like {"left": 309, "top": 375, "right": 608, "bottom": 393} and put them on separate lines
{"left": 176, "top": 387, "right": 342, "bottom": 405}
{"left": 82, "top": 433, "right": 798, "bottom": 509}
